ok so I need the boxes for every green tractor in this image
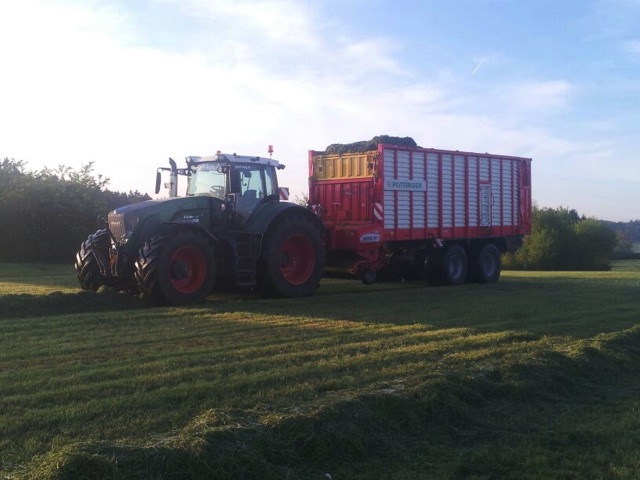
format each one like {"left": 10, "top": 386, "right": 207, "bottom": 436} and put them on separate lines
{"left": 75, "top": 153, "right": 325, "bottom": 305}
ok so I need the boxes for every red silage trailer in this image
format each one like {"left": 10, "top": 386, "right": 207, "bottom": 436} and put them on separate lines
{"left": 309, "top": 142, "right": 532, "bottom": 285}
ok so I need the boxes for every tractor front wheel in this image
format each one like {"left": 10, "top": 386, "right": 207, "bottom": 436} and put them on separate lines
{"left": 258, "top": 215, "right": 325, "bottom": 297}
{"left": 75, "top": 231, "right": 108, "bottom": 291}
{"left": 135, "top": 230, "right": 215, "bottom": 306}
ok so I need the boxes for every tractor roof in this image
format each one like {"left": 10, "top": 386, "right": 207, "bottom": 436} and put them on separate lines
{"left": 186, "top": 153, "right": 285, "bottom": 169}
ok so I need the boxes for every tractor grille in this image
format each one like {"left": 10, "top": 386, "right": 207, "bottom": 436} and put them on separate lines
{"left": 108, "top": 211, "right": 126, "bottom": 241}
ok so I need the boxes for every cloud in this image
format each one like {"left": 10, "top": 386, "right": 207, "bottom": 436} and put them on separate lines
{"left": 0, "top": 1, "right": 266, "bottom": 187}
{"left": 340, "top": 38, "right": 406, "bottom": 76}
{"left": 1, "top": 0, "right": 637, "bottom": 221}
{"left": 502, "top": 80, "right": 573, "bottom": 110}
{"left": 588, "top": 0, "right": 640, "bottom": 39}
{"left": 164, "top": 0, "right": 318, "bottom": 47}
{"left": 621, "top": 39, "right": 640, "bottom": 54}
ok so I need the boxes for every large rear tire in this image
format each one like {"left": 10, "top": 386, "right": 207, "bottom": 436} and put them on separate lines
{"left": 258, "top": 215, "right": 325, "bottom": 297}
{"left": 75, "top": 232, "right": 108, "bottom": 291}
{"left": 470, "top": 243, "right": 501, "bottom": 283}
{"left": 135, "top": 230, "right": 215, "bottom": 306}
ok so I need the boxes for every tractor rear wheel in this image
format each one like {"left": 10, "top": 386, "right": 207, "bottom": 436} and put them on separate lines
{"left": 75, "top": 233, "right": 107, "bottom": 291}
{"left": 135, "top": 230, "right": 215, "bottom": 306}
{"left": 258, "top": 215, "right": 324, "bottom": 297}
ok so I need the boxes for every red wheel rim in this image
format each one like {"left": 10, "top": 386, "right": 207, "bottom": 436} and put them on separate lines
{"left": 279, "top": 234, "right": 315, "bottom": 285}
{"left": 169, "top": 246, "right": 207, "bottom": 294}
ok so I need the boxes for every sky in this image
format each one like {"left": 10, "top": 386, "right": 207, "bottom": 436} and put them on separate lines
{"left": 1, "top": 0, "right": 639, "bottom": 222}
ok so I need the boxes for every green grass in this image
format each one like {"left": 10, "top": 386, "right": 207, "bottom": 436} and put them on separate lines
{"left": 0, "top": 263, "right": 78, "bottom": 294}
{"left": 1, "top": 261, "right": 640, "bottom": 479}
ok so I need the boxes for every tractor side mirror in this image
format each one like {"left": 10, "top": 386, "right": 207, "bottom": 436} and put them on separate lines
{"left": 155, "top": 170, "right": 162, "bottom": 194}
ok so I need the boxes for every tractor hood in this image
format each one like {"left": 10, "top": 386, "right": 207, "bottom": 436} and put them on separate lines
{"left": 108, "top": 196, "right": 214, "bottom": 245}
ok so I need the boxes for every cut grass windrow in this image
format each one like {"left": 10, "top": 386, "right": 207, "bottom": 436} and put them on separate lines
{"left": 25, "top": 325, "right": 640, "bottom": 480}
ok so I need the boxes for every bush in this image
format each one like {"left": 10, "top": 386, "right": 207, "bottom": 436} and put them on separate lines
{"left": 0, "top": 158, "right": 150, "bottom": 262}
{"left": 503, "top": 206, "right": 617, "bottom": 271}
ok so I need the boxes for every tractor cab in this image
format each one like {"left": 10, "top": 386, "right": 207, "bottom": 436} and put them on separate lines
{"left": 185, "top": 153, "right": 284, "bottom": 226}
{"left": 154, "top": 152, "right": 287, "bottom": 229}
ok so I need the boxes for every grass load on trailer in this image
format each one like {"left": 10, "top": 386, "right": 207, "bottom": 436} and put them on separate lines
{"left": 308, "top": 136, "right": 532, "bottom": 285}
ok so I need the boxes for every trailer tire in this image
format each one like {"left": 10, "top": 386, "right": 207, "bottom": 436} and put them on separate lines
{"left": 75, "top": 237, "right": 105, "bottom": 292}
{"left": 471, "top": 243, "right": 501, "bottom": 283}
{"left": 440, "top": 244, "right": 468, "bottom": 285}
{"left": 258, "top": 215, "right": 324, "bottom": 297}
{"left": 135, "top": 230, "right": 215, "bottom": 306}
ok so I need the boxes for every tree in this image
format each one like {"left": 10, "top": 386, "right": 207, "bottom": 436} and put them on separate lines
{"left": 612, "top": 231, "right": 635, "bottom": 258}
{"left": 293, "top": 192, "right": 309, "bottom": 206}
{"left": 572, "top": 218, "right": 618, "bottom": 270}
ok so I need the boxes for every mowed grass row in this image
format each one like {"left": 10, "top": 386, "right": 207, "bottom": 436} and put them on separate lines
{"left": 1, "top": 262, "right": 640, "bottom": 479}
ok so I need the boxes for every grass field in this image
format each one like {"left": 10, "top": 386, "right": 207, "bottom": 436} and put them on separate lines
{"left": 1, "top": 262, "right": 640, "bottom": 479}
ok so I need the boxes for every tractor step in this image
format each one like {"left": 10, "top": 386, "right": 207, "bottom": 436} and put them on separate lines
{"left": 234, "top": 233, "right": 262, "bottom": 286}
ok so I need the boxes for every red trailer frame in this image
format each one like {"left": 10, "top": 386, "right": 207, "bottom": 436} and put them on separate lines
{"left": 309, "top": 143, "right": 532, "bottom": 282}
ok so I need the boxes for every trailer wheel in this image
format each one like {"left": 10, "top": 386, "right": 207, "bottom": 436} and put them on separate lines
{"left": 471, "top": 243, "right": 501, "bottom": 283}
{"left": 135, "top": 230, "right": 215, "bottom": 306}
{"left": 75, "top": 236, "right": 105, "bottom": 291}
{"left": 440, "top": 244, "right": 468, "bottom": 285}
{"left": 258, "top": 215, "right": 324, "bottom": 297}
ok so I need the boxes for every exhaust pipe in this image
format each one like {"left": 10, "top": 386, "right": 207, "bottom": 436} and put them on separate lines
{"left": 155, "top": 158, "right": 179, "bottom": 197}
{"left": 168, "top": 158, "right": 178, "bottom": 198}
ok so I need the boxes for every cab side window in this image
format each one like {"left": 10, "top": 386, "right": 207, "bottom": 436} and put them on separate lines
{"left": 263, "top": 167, "right": 277, "bottom": 197}
{"left": 236, "top": 168, "right": 262, "bottom": 213}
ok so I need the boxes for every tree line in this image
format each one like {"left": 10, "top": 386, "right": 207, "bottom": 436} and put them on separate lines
{"left": 603, "top": 220, "right": 640, "bottom": 259}
{"left": 0, "top": 158, "right": 149, "bottom": 263}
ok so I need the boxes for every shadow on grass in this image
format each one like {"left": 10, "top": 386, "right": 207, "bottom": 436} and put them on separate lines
{"left": 202, "top": 277, "right": 640, "bottom": 339}
{"left": 29, "top": 325, "right": 640, "bottom": 480}
{"left": 4, "top": 275, "right": 640, "bottom": 339}
{"left": 0, "top": 289, "right": 146, "bottom": 320}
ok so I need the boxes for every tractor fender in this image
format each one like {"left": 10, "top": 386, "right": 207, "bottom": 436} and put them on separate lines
{"left": 244, "top": 202, "right": 325, "bottom": 237}
{"left": 134, "top": 214, "right": 163, "bottom": 246}
{"left": 118, "top": 196, "right": 213, "bottom": 249}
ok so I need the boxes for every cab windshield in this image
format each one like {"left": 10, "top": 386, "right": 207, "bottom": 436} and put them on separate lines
{"left": 187, "top": 162, "right": 278, "bottom": 204}
{"left": 187, "top": 163, "right": 227, "bottom": 199}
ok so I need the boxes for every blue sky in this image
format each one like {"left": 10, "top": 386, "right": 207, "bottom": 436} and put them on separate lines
{"left": 1, "top": 0, "right": 639, "bottom": 221}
